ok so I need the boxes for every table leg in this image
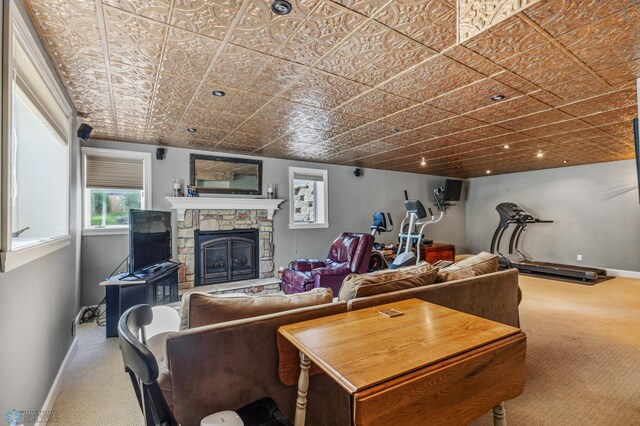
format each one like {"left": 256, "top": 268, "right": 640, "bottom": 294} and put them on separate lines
{"left": 294, "top": 351, "right": 311, "bottom": 426}
{"left": 493, "top": 402, "right": 506, "bottom": 426}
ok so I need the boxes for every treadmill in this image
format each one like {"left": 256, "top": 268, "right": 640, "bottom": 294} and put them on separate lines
{"left": 490, "top": 202, "right": 607, "bottom": 282}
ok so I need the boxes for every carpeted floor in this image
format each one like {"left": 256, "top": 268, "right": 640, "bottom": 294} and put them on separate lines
{"left": 50, "top": 275, "right": 640, "bottom": 425}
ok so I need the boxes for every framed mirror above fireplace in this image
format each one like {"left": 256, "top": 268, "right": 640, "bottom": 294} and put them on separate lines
{"left": 190, "top": 154, "right": 262, "bottom": 195}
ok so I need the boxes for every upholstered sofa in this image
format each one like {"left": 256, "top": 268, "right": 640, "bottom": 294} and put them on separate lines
{"left": 159, "top": 256, "right": 521, "bottom": 426}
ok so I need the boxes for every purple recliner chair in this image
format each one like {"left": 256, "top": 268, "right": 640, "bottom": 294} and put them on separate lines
{"left": 281, "top": 233, "right": 375, "bottom": 295}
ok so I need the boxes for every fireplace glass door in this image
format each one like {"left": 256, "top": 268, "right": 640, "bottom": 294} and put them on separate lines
{"left": 201, "top": 236, "right": 257, "bottom": 284}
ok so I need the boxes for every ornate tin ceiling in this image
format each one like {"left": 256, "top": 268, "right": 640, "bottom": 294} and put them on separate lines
{"left": 24, "top": 0, "right": 640, "bottom": 177}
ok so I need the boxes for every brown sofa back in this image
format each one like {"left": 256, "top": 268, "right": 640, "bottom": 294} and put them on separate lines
{"left": 165, "top": 302, "right": 350, "bottom": 426}
{"left": 347, "top": 269, "right": 520, "bottom": 328}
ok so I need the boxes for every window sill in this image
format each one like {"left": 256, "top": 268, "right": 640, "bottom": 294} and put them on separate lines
{"left": 82, "top": 227, "right": 129, "bottom": 236}
{"left": 289, "top": 223, "right": 330, "bottom": 230}
{"left": 1, "top": 236, "right": 71, "bottom": 272}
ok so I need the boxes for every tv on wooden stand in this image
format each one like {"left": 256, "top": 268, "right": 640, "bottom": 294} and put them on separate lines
{"left": 128, "top": 209, "right": 173, "bottom": 275}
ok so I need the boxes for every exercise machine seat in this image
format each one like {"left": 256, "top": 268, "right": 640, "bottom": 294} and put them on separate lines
{"left": 281, "top": 233, "right": 374, "bottom": 294}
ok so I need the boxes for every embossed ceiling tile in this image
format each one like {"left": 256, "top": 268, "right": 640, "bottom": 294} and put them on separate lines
{"left": 410, "top": 10, "right": 457, "bottom": 51}
{"left": 296, "top": 0, "right": 365, "bottom": 44}
{"left": 235, "top": 116, "right": 288, "bottom": 140}
{"left": 457, "top": 0, "right": 542, "bottom": 43}
{"left": 491, "top": 70, "right": 540, "bottom": 93}
{"left": 349, "top": 37, "right": 435, "bottom": 86}
{"left": 279, "top": 69, "right": 368, "bottom": 109}
{"left": 465, "top": 95, "right": 549, "bottom": 123}
{"left": 559, "top": 88, "right": 637, "bottom": 117}
{"left": 449, "top": 124, "right": 512, "bottom": 143}
{"left": 181, "top": 105, "right": 217, "bottom": 128}
{"left": 384, "top": 104, "right": 455, "bottom": 129}
{"left": 285, "top": 127, "right": 341, "bottom": 145}
{"left": 522, "top": 119, "right": 591, "bottom": 138}
{"left": 103, "top": 6, "right": 166, "bottom": 70}
{"left": 209, "top": 111, "right": 250, "bottom": 131}
{"left": 542, "top": 74, "right": 612, "bottom": 103}
{"left": 274, "top": 33, "right": 334, "bottom": 66}
{"left": 192, "top": 127, "right": 230, "bottom": 142}
{"left": 314, "top": 21, "right": 391, "bottom": 78}
{"left": 161, "top": 28, "right": 221, "bottom": 80}
{"left": 598, "top": 122, "right": 634, "bottom": 140}
{"left": 420, "top": 115, "right": 486, "bottom": 136}
{"left": 332, "top": 0, "right": 394, "bottom": 17}
{"left": 223, "top": 91, "right": 273, "bottom": 116}
{"left": 427, "top": 78, "right": 523, "bottom": 115}
{"left": 498, "top": 108, "right": 572, "bottom": 131}
{"left": 316, "top": 111, "right": 370, "bottom": 133}
{"left": 498, "top": 42, "right": 588, "bottom": 89}
{"left": 153, "top": 75, "right": 199, "bottom": 105}
{"left": 443, "top": 45, "right": 504, "bottom": 76}
{"left": 597, "top": 59, "right": 640, "bottom": 86}
{"left": 580, "top": 106, "right": 638, "bottom": 127}
{"left": 335, "top": 89, "right": 417, "bottom": 120}
{"left": 378, "top": 55, "right": 484, "bottom": 102}
{"left": 528, "top": 89, "right": 564, "bottom": 107}
{"left": 463, "top": 14, "right": 546, "bottom": 63}
{"left": 471, "top": 132, "right": 532, "bottom": 147}
{"left": 247, "top": 56, "right": 308, "bottom": 95}
{"left": 219, "top": 130, "right": 277, "bottom": 148}
{"left": 208, "top": 44, "right": 270, "bottom": 91}
{"left": 191, "top": 83, "right": 241, "bottom": 111}
{"left": 102, "top": 0, "right": 173, "bottom": 22}
{"left": 109, "top": 64, "right": 157, "bottom": 100}
{"left": 524, "top": 0, "right": 639, "bottom": 37}
{"left": 540, "top": 127, "right": 608, "bottom": 144}
{"left": 231, "top": 0, "right": 320, "bottom": 55}
{"left": 214, "top": 141, "right": 268, "bottom": 155}
{"left": 557, "top": 6, "right": 640, "bottom": 72}
{"left": 149, "top": 103, "right": 188, "bottom": 127}
{"left": 171, "top": 0, "right": 243, "bottom": 40}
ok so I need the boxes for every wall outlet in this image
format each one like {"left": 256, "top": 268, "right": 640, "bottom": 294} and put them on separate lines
{"left": 577, "top": 254, "right": 583, "bottom": 262}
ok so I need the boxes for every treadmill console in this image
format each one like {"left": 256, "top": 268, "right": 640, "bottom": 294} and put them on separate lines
{"left": 404, "top": 199, "right": 427, "bottom": 219}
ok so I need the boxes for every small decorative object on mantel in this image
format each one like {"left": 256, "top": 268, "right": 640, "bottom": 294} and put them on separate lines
{"left": 172, "top": 179, "right": 183, "bottom": 197}
{"left": 267, "top": 184, "right": 277, "bottom": 199}
{"left": 186, "top": 185, "right": 199, "bottom": 197}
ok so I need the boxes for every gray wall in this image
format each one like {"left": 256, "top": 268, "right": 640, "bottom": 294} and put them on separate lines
{"left": 0, "top": 0, "right": 81, "bottom": 415}
{"left": 81, "top": 139, "right": 467, "bottom": 305}
{"left": 465, "top": 159, "right": 640, "bottom": 272}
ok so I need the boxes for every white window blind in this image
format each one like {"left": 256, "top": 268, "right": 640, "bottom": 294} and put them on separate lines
{"left": 292, "top": 171, "right": 324, "bottom": 181}
{"left": 85, "top": 155, "right": 144, "bottom": 190}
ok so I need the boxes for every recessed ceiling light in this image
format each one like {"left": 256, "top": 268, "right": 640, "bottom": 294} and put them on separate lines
{"left": 271, "top": 0, "right": 292, "bottom": 15}
{"left": 503, "top": 144, "right": 510, "bottom": 149}
{"left": 187, "top": 127, "right": 197, "bottom": 133}
{"left": 390, "top": 128, "right": 400, "bottom": 133}
{"left": 563, "top": 160, "right": 569, "bottom": 164}
{"left": 491, "top": 94, "right": 506, "bottom": 101}
{"left": 486, "top": 170, "right": 492, "bottom": 174}
{"left": 420, "top": 156, "right": 427, "bottom": 166}
{"left": 212, "top": 90, "right": 226, "bottom": 97}
{"left": 536, "top": 151, "right": 544, "bottom": 158}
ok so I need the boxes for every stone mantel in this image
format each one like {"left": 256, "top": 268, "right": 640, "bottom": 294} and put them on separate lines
{"left": 166, "top": 197, "right": 285, "bottom": 221}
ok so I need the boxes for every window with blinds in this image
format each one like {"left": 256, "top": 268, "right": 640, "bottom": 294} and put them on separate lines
{"left": 82, "top": 148, "right": 151, "bottom": 232}
{"left": 289, "top": 167, "right": 329, "bottom": 229}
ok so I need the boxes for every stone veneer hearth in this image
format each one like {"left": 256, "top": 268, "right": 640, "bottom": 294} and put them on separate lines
{"left": 176, "top": 209, "right": 274, "bottom": 289}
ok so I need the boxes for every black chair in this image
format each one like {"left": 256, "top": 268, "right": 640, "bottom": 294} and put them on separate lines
{"left": 118, "top": 304, "right": 292, "bottom": 426}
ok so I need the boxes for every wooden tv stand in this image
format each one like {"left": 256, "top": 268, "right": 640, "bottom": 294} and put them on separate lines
{"left": 100, "top": 261, "right": 180, "bottom": 337}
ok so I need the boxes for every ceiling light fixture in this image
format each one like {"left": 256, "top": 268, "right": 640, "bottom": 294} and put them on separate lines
{"left": 536, "top": 151, "right": 544, "bottom": 158}
{"left": 390, "top": 128, "right": 400, "bottom": 133}
{"left": 420, "top": 156, "right": 427, "bottom": 166}
{"left": 186, "top": 127, "right": 197, "bottom": 133}
{"left": 212, "top": 90, "right": 226, "bottom": 97}
{"left": 271, "top": 0, "right": 292, "bottom": 15}
{"left": 491, "top": 94, "right": 505, "bottom": 101}
{"left": 503, "top": 144, "right": 510, "bottom": 149}
{"left": 486, "top": 170, "right": 491, "bottom": 174}
{"left": 563, "top": 160, "right": 569, "bottom": 164}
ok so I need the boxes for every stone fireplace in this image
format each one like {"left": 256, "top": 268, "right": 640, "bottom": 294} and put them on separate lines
{"left": 167, "top": 197, "right": 284, "bottom": 290}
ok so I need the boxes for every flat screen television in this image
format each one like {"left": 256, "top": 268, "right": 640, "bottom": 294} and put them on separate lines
{"left": 129, "top": 209, "right": 172, "bottom": 273}
{"left": 442, "top": 179, "right": 463, "bottom": 202}
{"left": 633, "top": 118, "right": 640, "bottom": 204}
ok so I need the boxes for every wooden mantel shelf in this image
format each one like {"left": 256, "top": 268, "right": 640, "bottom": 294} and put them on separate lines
{"left": 165, "top": 197, "right": 285, "bottom": 221}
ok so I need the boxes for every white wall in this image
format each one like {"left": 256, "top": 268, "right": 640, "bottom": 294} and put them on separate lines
{"left": 465, "top": 160, "right": 640, "bottom": 272}
{"left": 80, "top": 139, "right": 467, "bottom": 305}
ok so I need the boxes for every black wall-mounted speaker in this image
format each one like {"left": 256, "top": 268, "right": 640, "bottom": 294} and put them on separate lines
{"left": 77, "top": 123, "right": 93, "bottom": 141}
{"left": 156, "top": 147, "right": 166, "bottom": 160}
{"left": 354, "top": 168, "right": 362, "bottom": 177}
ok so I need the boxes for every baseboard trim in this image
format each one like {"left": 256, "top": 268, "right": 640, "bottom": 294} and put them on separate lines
{"left": 606, "top": 268, "right": 640, "bottom": 279}
{"left": 38, "top": 324, "right": 79, "bottom": 425}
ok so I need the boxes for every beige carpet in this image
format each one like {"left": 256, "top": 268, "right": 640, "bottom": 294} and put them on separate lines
{"left": 50, "top": 275, "right": 640, "bottom": 425}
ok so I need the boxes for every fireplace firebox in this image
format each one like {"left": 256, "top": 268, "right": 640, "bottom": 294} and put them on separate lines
{"left": 194, "top": 229, "right": 259, "bottom": 286}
